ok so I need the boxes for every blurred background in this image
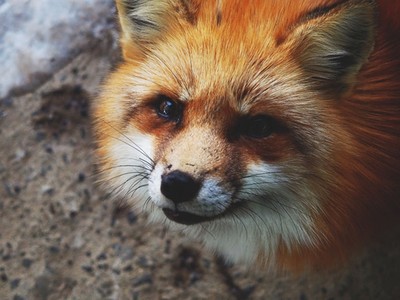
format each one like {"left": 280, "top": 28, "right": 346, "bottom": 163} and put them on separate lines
{"left": 1, "top": 0, "right": 400, "bottom": 299}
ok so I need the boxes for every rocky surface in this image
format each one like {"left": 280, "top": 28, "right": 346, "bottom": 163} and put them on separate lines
{"left": 0, "top": 0, "right": 115, "bottom": 98}
{"left": 1, "top": 1, "right": 400, "bottom": 299}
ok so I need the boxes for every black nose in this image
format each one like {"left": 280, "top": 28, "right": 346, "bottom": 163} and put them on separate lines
{"left": 160, "top": 170, "right": 201, "bottom": 204}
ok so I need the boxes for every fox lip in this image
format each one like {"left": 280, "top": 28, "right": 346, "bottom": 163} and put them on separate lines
{"left": 162, "top": 208, "right": 216, "bottom": 225}
{"left": 162, "top": 202, "right": 242, "bottom": 225}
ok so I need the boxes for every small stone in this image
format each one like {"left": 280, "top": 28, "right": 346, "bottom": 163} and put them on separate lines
{"left": 44, "top": 145, "right": 53, "bottom": 154}
{"left": 111, "top": 268, "right": 121, "bottom": 275}
{"left": 78, "top": 172, "right": 85, "bottom": 182}
{"left": 81, "top": 265, "right": 94, "bottom": 274}
{"left": 48, "top": 246, "right": 60, "bottom": 254}
{"left": 62, "top": 154, "right": 69, "bottom": 164}
{"left": 97, "top": 263, "right": 109, "bottom": 270}
{"left": 137, "top": 256, "right": 149, "bottom": 268}
{"left": 13, "top": 185, "right": 21, "bottom": 194}
{"left": 22, "top": 258, "right": 33, "bottom": 269}
{"left": 2, "top": 254, "right": 11, "bottom": 261}
{"left": 35, "top": 131, "right": 46, "bottom": 142}
{"left": 96, "top": 253, "right": 107, "bottom": 261}
{"left": 123, "top": 265, "right": 133, "bottom": 272}
{"left": 10, "top": 278, "right": 20, "bottom": 289}
{"left": 132, "top": 273, "right": 152, "bottom": 287}
{"left": 126, "top": 211, "right": 137, "bottom": 225}
{"left": 41, "top": 185, "right": 54, "bottom": 195}
{"left": 15, "top": 149, "right": 26, "bottom": 161}
{"left": 189, "top": 272, "right": 201, "bottom": 284}
{"left": 13, "top": 295, "right": 25, "bottom": 300}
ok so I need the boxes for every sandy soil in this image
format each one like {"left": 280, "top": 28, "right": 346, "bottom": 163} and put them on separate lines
{"left": 1, "top": 6, "right": 400, "bottom": 300}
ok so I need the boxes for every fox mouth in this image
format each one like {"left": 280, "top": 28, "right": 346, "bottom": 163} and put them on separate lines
{"left": 162, "top": 202, "right": 241, "bottom": 225}
{"left": 162, "top": 208, "right": 216, "bottom": 225}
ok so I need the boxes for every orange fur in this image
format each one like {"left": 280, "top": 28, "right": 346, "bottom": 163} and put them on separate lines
{"left": 93, "top": 0, "right": 400, "bottom": 270}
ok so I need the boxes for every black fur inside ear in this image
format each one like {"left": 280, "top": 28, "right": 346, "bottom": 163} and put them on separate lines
{"left": 293, "top": 1, "right": 376, "bottom": 95}
{"left": 116, "top": 0, "right": 198, "bottom": 43}
{"left": 117, "top": 0, "right": 171, "bottom": 43}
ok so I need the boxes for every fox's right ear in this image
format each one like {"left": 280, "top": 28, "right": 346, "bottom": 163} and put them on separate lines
{"left": 284, "top": 0, "right": 376, "bottom": 96}
{"left": 115, "top": 0, "right": 199, "bottom": 60}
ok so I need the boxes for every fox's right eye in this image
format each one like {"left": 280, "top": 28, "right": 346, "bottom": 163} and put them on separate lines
{"left": 155, "top": 95, "right": 182, "bottom": 123}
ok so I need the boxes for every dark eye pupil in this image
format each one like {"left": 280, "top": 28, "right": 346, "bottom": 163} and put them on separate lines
{"left": 245, "top": 116, "right": 274, "bottom": 138}
{"left": 156, "top": 96, "right": 181, "bottom": 122}
{"left": 160, "top": 100, "right": 174, "bottom": 116}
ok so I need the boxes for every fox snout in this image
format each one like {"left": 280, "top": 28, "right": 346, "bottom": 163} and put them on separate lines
{"left": 160, "top": 170, "right": 201, "bottom": 204}
{"left": 146, "top": 123, "right": 244, "bottom": 225}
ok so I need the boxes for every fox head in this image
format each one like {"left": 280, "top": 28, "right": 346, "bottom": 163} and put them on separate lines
{"left": 93, "top": 0, "right": 400, "bottom": 269}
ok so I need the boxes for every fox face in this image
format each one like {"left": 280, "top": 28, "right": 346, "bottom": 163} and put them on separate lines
{"left": 93, "top": 0, "right": 400, "bottom": 269}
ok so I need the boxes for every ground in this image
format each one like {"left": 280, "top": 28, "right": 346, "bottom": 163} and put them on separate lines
{"left": 1, "top": 1, "right": 400, "bottom": 299}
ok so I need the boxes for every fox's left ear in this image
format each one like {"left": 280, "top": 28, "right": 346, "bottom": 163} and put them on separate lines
{"left": 285, "top": 0, "right": 376, "bottom": 95}
{"left": 115, "top": 0, "right": 199, "bottom": 60}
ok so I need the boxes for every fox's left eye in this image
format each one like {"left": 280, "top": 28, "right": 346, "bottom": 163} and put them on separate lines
{"left": 155, "top": 95, "right": 182, "bottom": 122}
{"left": 242, "top": 115, "right": 276, "bottom": 138}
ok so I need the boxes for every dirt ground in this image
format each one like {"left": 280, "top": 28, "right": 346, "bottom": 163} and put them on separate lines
{"left": 1, "top": 21, "right": 400, "bottom": 300}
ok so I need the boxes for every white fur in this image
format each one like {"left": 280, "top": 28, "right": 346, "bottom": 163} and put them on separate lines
{"left": 106, "top": 125, "right": 154, "bottom": 208}
{"left": 198, "top": 163, "right": 318, "bottom": 266}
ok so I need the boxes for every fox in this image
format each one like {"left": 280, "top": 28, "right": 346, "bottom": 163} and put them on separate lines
{"left": 93, "top": 0, "right": 400, "bottom": 270}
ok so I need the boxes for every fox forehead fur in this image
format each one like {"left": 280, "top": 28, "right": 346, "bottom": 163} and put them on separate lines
{"left": 93, "top": 0, "right": 400, "bottom": 270}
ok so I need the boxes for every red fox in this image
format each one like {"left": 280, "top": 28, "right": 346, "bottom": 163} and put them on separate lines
{"left": 93, "top": 0, "right": 400, "bottom": 270}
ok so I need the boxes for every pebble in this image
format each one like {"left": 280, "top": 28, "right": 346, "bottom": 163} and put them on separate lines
{"left": 97, "top": 263, "right": 109, "bottom": 270}
{"left": 41, "top": 185, "right": 54, "bottom": 195}
{"left": 126, "top": 211, "right": 137, "bottom": 225}
{"left": 78, "top": 172, "right": 86, "bottom": 182}
{"left": 10, "top": 278, "right": 21, "bottom": 289}
{"left": 137, "top": 256, "right": 149, "bottom": 268}
{"left": 132, "top": 273, "right": 153, "bottom": 287}
{"left": 48, "top": 246, "right": 60, "bottom": 254}
{"left": 44, "top": 145, "right": 53, "bottom": 154}
{"left": 14, "top": 149, "right": 26, "bottom": 161}
{"left": 112, "top": 268, "right": 121, "bottom": 275}
{"left": 123, "top": 265, "right": 133, "bottom": 272}
{"left": 2, "top": 254, "right": 11, "bottom": 261}
{"left": 22, "top": 258, "right": 33, "bottom": 269}
{"left": 35, "top": 131, "right": 46, "bottom": 142}
{"left": 81, "top": 265, "right": 94, "bottom": 274}
{"left": 96, "top": 253, "right": 107, "bottom": 261}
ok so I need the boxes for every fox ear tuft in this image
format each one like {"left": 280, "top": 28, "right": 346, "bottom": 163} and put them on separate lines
{"left": 288, "top": 1, "right": 376, "bottom": 95}
{"left": 115, "top": 0, "right": 199, "bottom": 60}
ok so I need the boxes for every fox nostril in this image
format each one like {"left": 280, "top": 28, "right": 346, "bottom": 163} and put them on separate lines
{"left": 160, "top": 170, "right": 201, "bottom": 204}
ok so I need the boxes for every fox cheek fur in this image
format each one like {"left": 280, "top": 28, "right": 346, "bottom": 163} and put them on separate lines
{"left": 93, "top": 0, "right": 400, "bottom": 270}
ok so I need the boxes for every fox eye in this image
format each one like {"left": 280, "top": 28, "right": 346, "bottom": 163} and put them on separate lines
{"left": 155, "top": 95, "right": 182, "bottom": 122}
{"left": 242, "top": 115, "right": 276, "bottom": 138}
